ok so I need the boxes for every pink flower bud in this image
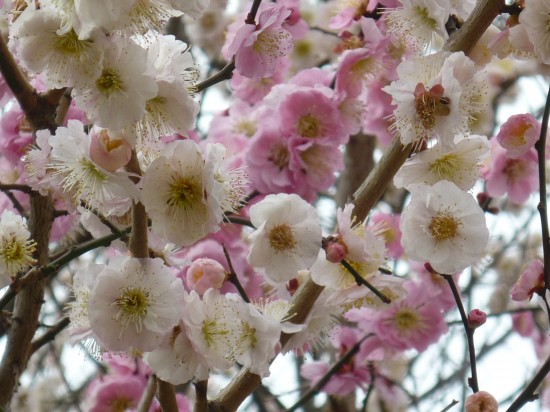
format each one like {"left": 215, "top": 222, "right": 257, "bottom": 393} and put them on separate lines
{"left": 496, "top": 113, "right": 540, "bottom": 159}
{"left": 186, "top": 258, "right": 226, "bottom": 295}
{"left": 465, "top": 391, "right": 498, "bottom": 412}
{"left": 325, "top": 242, "right": 348, "bottom": 263}
{"left": 468, "top": 309, "right": 487, "bottom": 329}
{"left": 89, "top": 129, "right": 132, "bottom": 172}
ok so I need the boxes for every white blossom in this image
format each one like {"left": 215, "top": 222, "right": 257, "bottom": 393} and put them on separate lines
{"left": 0, "top": 210, "right": 36, "bottom": 286}
{"left": 247, "top": 193, "right": 322, "bottom": 283}
{"left": 141, "top": 140, "right": 223, "bottom": 246}
{"left": 87, "top": 257, "right": 186, "bottom": 352}
{"left": 394, "top": 135, "right": 490, "bottom": 191}
{"left": 519, "top": 0, "right": 550, "bottom": 65}
{"left": 400, "top": 181, "right": 489, "bottom": 274}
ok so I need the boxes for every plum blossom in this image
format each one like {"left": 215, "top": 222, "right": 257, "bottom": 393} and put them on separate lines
{"left": 384, "top": 0, "right": 451, "bottom": 51}
{"left": 519, "top": 0, "right": 550, "bottom": 64}
{"left": 141, "top": 140, "right": 224, "bottom": 246}
{"left": 186, "top": 258, "right": 226, "bottom": 295}
{"left": 225, "top": 3, "right": 293, "bottom": 79}
{"left": 383, "top": 52, "right": 487, "bottom": 147}
{"left": 0, "top": 210, "right": 36, "bottom": 285}
{"left": 72, "top": 38, "right": 158, "bottom": 131}
{"left": 485, "top": 143, "right": 538, "bottom": 204}
{"left": 311, "top": 204, "right": 385, "bottom": 290}
{"left": 496, "top": 113, "right": 541, "bottom": 159}
{"left": 87, "top": 257, "right": 186, "bottom": 352}
{"left": 9, "top": 6, "right": 105, "bottom": 88}
{"left": 511, "top": 259, "right": 545, "bottom": 302}
{"left": 371, "top": 282, "right": 448, "bottom": 351}
{"left": 247, "top": 193, "right": 321, "bottom": 283}
{"left": 400, "top": 181, "right": 489, "bottom": 274}
{"left": 394, "top": 135, "right": 490, "bottom": 191}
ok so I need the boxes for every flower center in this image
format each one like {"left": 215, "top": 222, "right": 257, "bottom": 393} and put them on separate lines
{"left": 54, "top": 28, "right": 87, "bottom": 54}
{"left": 109, "top": 397, "right": 135, "bottom": 412}
{"left": 269, "top": 144, "right": 290, "bottom": 169}
{"left": 428, "top": 153, "right": 461, "bottom": 181}
{"left": 167, "top": 176, "right": 202, "bottom": 208}
{"left": 394, "top": 308, "right": 418, "bottom": 331}
{"left": 412, "top": 6, "right": 437, "bottom": 30}
{"left": 232, "top": 120, "right": 257, "bottom": 137}
{"left": 428, "top": 212, "right": 461, "bottom": 241}
{"left": 414, "top": 83, "right": 451, "bottom": 130}
{"left": 202, "top": 318, "right": 229, "bottom": 348}
{"left": 503, "top": 158, "right": 527, "bottom": 182}
{"left": 96, "top": 68, "right": 123, "bottom": 95}
{"left": 268, "top": 224, "right": 296, "bottom": 252}
{"left": 113, "top": 287, "right": 150, "bottom": 333}
{"left": 297, "top": 114, "right": 321, "bottom": 138}
{"left": 294, "top": 39, "right": 312, "bottom": 57}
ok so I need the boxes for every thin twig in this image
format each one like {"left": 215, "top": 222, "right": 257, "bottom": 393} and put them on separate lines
{"left": 0, "top": 184, "right": 32, "bottom": 193}
{"left": 537, "top": 85, "right": 550, "bottom": 303}
{"left": 440, "top": 399, "right": 459, "bottom": 412}
{"left": 340, "top": 259, "right": 391, "bottom": 304}
{"left": 507, "top": 352, "right": 550, "bottom": 411}
{"left": 137, "top": 375, "right": 157, "bottom": 412}
{"left": 287, "top": 333, "right": 372, "bottom": 412}
{"left": 224, "top": 214, "right": 255, "bottom": 228}
{"left": 444, "top": 275, "right": 479, "bottom": 393}
{"left": 30, "top": 316, "right": 70, "bottom": 354}
{"left": 195, "top": 58, "right": 235, "bottom": 93}
{"left": 222, "top": 244, "right": 250, "bottom": 303}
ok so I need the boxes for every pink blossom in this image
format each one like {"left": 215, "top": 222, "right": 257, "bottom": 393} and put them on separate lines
{"left": 485, "top": 143, "right": 538, "bottom": 204}
{"left": 467, "top": 309, "right": 487, "bottom": 329}
{"left": 186, "top": 258, "right": 227, "bottom": 295}
{"left": 464, "top": 391, "right": 498, "bottom": 412}
{"left": 288, "top": 67, "right": 334, "bottom": 88}
{"left": 0, "top": 105, "right": 33, "bottom": 167}
{"left": 230, "top": 64, "right": 288, "bottom": 104}
{"left": 279, "top": 89, "right": 347, "bottom": 144}
{"left": 371, "top": 212, "right": 403, "bottom": 259}
{"left": 372, "top": 282, "right": 448, "bottom": 352}
{"left": 511, "top": 259, "right": 545, "bottom": 302}
{"left": 89, "top": 128, "right": 132, "bottom": 172}
{"left": 300, "top": 327, "right": 372, "bottom": 395}
{"left": 85, "top": 374, "right": 145, "bottom": 412}
{"left": 0, "top": 73, "right": 13, "bottom": 106}
{"left": 335, "top": 48, "right": 384, "bottom": 98}
{"left": 496, "top": 113, "right": 541, "bottom": 158}
{"left": 225, "top": 4, "right": 293, "bottom": 79}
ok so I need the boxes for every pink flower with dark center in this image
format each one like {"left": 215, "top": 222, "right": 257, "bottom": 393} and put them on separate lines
{"left": 226, "top": 4, "right": 293, "bottom": 79}
{"left": 372, "top": 282, "right": 448, "bottom": 351}
{"left": 485, "top": 144, "right": 538, "bottom": 204}
{"left": 279, "top": 89, "right": 346, "bottom": 144}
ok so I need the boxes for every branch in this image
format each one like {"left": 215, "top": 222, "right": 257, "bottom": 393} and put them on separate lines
{"left": 194, "top": 380, "right": 209, "bottom": 412}
{"left": 507, "top": 352, "right": 550, "bottom": 411}
{"left": 340, "top": 259, "right": 391, "bottom": 304}
{"left": 137, "top": 375, "right": 157, "bottom": 412}
{"left": 223, "top": 244, "right": 250, "bottom": 303}
{"left": 287, "top": 333, "right": 372, "bottom": 412}
{"left": 157, "top": 379, "right": 179, "bottom": 412}
{"left": 30, "top": 316, "right": 70, "bottom": 354}
{"left": 195, "top": 58, "right": 235, "bottom": 93}
{"left": 125, "top": 150, "right": 149, "bottom": 259}
{"left": 444, "top": 275, "right": 479, "bottom": 393}
{"left": 537, "top": 85, "right": 550, "bottom": 300}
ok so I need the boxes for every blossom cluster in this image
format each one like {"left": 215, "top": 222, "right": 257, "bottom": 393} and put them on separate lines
{"left": 1, "top": 0, "right": 550, "bottom": 410}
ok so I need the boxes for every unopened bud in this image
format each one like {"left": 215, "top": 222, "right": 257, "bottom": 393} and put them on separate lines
{"left": 465, "top": 391, "right": 498, "bottom": 412}
{"left": 468, "top": 309, "right": 487, "bottom": 329}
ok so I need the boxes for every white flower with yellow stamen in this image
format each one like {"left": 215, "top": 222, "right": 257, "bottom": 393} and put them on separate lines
{"left": 0, "top": 210, "right": 36, "bottom": 285}
{"left": 141, "top": 140, "right": 223, "bottom": 246}
{"left": 247, "top": 193, "right": 322, "bottom": 283}
{"left": 87, "top": 257, "right": 186, "bottom": 352}
{"left": 400, "top": 181, "right": 488, "bottom": 274}
{"left": 72, "top": 38, "right": 157, "bottom": 131}
{"left": 394, "top": 135, "right": 490, "bottom": 191}
{"left": 9, "top": 6, "right": 105, "bottom": 88}
{"left": 383, "top": 51, "right": 487, "bottom": 148}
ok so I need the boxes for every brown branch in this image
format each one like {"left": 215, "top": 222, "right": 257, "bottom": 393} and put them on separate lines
{"left": 157, "top": 379, "right": 179, "bottom": 412}
{"left": 125, "top": 150, "right": 149, "bottom": 259}
{"left": 137, "top": 375, "right": 158, "bottom": 412}
{"left": 194, "top": 380, "right": 208, "bottom": 412}
{"left": 30, "top": 316, "right": 70, "bottom": 354}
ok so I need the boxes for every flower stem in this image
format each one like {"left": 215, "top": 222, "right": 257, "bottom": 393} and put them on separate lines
{"left": 444, "top": 275, "right": 479, "bottom": 393}
{"left": 341, "top": 259, "right": 391, "bottom": 304}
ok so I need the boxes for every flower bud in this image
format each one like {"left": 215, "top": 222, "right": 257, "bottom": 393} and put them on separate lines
{"left": 89, "top": 129, "right": 132, "bottom": 172}
{"left": 186, "top": 258, "right": 226, "bottom": 295}
{"left": 465, "top": 391, "right": 498, "bottom": 412}
{"left": 467, "top": 309, "right": 487, "bottom": 329}
{"left": 325, "top": 242, "right": 347, "bottom": 263}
